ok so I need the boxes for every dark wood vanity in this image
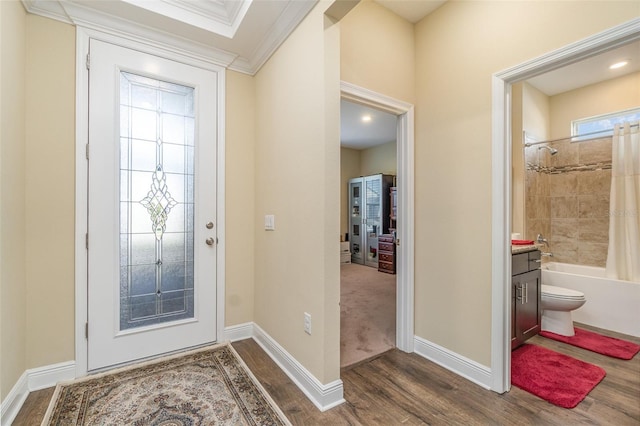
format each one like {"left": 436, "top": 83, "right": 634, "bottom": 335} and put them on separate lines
{"left": 511, "top": 248, "right": 542, "bottom": 349}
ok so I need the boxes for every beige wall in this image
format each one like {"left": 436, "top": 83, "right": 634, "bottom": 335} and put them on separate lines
{"left": 340, "top": 0, "right": 415, "bottom": 104}
{"left": 511, "top": 83, "right": 524, "bottom": 235}
{"left": 24, "top": 14, "right": 76, "bottom": 369}
{"left": 0, "top": 0, "right": 27, "bottom": 400}
{"left": 517, "top": 82, "right": 552, "bottom": 239}
{"left": 225, "top": 70, "right": 256, "bottom": 325}
{"left": 550, "top": 71, "right": 640, "bottom": 138}
{"left": 360, "top": 141, "right": 397, "bottom": 177}
{"left": 254, "top": 1, "right": 340, "bottom": 383}
{"left": 340, "top": 147, "right": 360, "bottom": 237}
{"left": 414, "top": 1, "right": 638, "bottom": 366}
{"left": 523, "top": 83, "right": 551, "bottom": 142}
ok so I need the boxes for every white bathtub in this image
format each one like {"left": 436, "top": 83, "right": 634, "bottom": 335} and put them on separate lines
{"left": 541, "top": 262, "right": 640, "bottom": 337}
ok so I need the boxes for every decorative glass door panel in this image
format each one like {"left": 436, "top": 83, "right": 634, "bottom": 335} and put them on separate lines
{"left": 87, "top": 39, "right": 219, "bottom": 371}
{"left": 120, "top": 72, "right": 195, "bottom": 331}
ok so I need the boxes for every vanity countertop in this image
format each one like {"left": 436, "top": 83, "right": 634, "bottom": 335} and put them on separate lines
{"left": 511, "top": 243, "right": 544, "bottom": 254}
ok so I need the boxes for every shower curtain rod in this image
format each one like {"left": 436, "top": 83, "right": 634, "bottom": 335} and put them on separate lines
{"left": 523, "top": 123, "right": 639, "bottom": 147}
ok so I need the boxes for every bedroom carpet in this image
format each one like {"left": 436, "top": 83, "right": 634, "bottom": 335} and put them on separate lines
{"left": 341, "top": 262, "right": 396, "bottom": 368}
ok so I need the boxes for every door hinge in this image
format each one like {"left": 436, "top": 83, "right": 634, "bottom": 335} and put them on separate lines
{"left": 85, "top": 322, "right": 88, "bottom": 339}
{"left": 85, "top": 233, "right": 89, "bottom": 249}
{"left": 86, "top": 53, "right": 90, "bottom": 70}
{"left": 85, "top": 143, "right": 89, "bottom": 160}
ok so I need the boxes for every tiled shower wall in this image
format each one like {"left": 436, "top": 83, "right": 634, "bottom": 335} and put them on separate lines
{"left": 525, "top": 137, "right": 612, "bottom": 267}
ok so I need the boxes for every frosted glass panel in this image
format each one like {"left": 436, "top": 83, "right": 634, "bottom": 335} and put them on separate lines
{"left": 120, "top": 71, "right": 195, "bottom": 331}
{"left": 365, "top": 178, "right": 381, "bottom": 236}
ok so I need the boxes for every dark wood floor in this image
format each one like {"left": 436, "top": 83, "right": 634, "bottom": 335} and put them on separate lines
{"left": 14, "top": 323, "right": 640, "bottom": 425}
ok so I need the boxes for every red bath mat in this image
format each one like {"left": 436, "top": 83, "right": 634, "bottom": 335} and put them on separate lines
{"left": 511, "top": 344, "right": 606, "bottom": 408}
{"left": 540, "top": 327, "right": 640, "bottom": 360}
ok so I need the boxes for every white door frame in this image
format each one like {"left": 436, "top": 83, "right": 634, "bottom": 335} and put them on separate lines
{"left": 340, "top": 81, "right": 415, "bottom": 352}
{"left": 75, "top": 27, "right": 226, "bottom": 377}
{"left": 490, "top": 18, "right": 640, "bottom": 393}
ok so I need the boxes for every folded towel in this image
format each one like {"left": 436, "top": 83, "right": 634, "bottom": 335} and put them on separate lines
{"left": 512, "top": 239, "right": 535, "bottom": 245}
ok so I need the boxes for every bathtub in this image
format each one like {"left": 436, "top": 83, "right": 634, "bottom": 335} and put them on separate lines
{"left": 541, "top": 262, "right": 640, "bottom": 337}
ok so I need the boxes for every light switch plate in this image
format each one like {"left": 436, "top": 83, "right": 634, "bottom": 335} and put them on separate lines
{"left": 264, "top": 214, "right": 275, "bottom": 231}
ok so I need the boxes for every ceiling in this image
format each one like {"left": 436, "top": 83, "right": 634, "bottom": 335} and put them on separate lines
{"left": 374, "top": 0, "right": 446, "bottom": 23}
{"left": 340, "top": 100, "right": 397, "bottom": 150}
{"left": 527, "top": 40, "right": 640, "bottom": 96}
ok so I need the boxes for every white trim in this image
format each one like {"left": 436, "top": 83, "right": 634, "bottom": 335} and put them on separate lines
{"left": 216, "top": 67, "right": 227, "bottom": 350}
{"left": 339, "top": 81, "right": 415, "bottom": 353}
{"left": 490, "top": 74, "right": 511, "bottom": 394}
{"left": 252, "top": 324, "right": 345, "bottom": 412}
{"left": 491, "top": 17, "right": 640, "bottom": 393}
{"left": 27, "top": 361, "right": 76, "bottom": 392}
{"left": 224, "top": 322, "right": 254, "bottom": 342}
{"left": 228, "top": 1, "right": 317, "bottom": 74}
{"left": 75, "top": 27, "right": 90, "bottom": 379}
{"left": 0, "top": 372, "right": 28, "bottom": 426}
{"left": 414, "top": 336, "right": 492, "bottom": 390}
{"left": 0, "top": 361, "right": 76, "bottom": 425}
{"left": 75, "top": 27, "right": 227, "bottom": 377}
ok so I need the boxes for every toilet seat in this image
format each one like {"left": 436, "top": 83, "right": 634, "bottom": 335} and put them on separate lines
{"left": 541, "top": 284, "right": 585, "bottom": 300}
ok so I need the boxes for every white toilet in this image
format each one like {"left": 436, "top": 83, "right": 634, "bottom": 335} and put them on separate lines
{"left": 541, "top": 284, "right": 586, "bottom": 336}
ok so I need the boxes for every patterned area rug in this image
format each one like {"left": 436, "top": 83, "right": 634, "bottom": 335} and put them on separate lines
{"left": 42, "top": 343, "right": 291, "bottom": 425}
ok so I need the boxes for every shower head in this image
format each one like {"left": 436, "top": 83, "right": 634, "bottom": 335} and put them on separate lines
{"left": 538, "top": 145, "right": 558, "bottom": 155}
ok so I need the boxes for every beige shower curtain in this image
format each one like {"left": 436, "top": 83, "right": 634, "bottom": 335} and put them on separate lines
{"left": 606, "top": 121, "right": 640, "bottom": 282}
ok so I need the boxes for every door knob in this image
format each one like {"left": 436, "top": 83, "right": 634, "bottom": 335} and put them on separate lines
{"left": 205, "top": 237, "right": 215, "bottom": 246}
{"left": 206, "top": 222, "right": 214, "bottom": 229}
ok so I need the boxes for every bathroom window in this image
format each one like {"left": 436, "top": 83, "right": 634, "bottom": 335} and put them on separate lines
{"left": 572, "top": 107, "right": 640, "bottom": 140}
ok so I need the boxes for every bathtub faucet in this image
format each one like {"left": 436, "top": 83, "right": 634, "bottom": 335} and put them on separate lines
{"left": 537, "top": 234, "right": 549, "bottom": 246}
{"left": 541, "top": 252, "right": 554, "bottom": 257}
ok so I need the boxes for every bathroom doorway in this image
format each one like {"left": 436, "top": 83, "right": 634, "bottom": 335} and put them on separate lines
{"left": 491, "top": 20, "right": 640, "bottom": 392}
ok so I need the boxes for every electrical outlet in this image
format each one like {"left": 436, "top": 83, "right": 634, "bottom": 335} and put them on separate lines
{"left": 304, "top": 312, "right": 311, "bottom": 335}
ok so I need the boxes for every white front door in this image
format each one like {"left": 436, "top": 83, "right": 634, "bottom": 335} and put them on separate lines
{"left": 87, "top": 39, "right": 218, "bottom": 371}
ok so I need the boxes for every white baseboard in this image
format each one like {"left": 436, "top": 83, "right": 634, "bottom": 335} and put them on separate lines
{"left": 252, "top": 323, "right": 345, "bottom": 412}
{"left": 1, "top": 371, "right": 28, "bottom": 426}
{"left": 223, "top": 322, "right": 254, "bottom": 342}
{"left": 1, "top": 360, "right": 75, "bottom": 425}
{"left": 27, "top": 361, "right": 76, "bottom": 391}
{"left": 414, "top": 335, "right": 492, "bottom": 390}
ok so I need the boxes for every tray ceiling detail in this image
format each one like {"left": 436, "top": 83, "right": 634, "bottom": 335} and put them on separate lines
{"left": 121, "top": 0, "right": 252, "bottom": 39}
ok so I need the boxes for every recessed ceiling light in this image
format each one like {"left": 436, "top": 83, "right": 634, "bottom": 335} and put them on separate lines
{"left": 361, "top": 115, "right": 372, "bottom": 123}
{"left": 609, "top": 60, "right": 629, "bottom": 70}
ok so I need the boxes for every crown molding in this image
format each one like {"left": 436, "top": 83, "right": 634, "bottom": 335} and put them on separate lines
{"left": 229, "top": 0, "right": 317, "bottom": 75}
{"left": 21, "top": 0, "right": 319, "bottom": 75}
